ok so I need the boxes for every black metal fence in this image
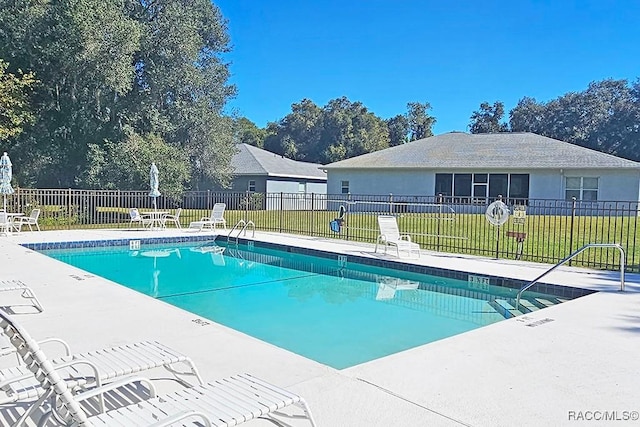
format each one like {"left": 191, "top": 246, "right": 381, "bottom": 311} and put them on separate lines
{"left": 7, "top": 189, "right": 640, "bottom": 272}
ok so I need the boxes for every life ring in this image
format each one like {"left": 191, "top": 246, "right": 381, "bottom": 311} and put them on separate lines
{"left": 485, "top": 201, "right": 510, "bottom": 226}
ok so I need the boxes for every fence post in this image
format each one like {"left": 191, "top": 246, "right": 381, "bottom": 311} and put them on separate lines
{"left": 310, "top": 192, "right": 315, "bottom": 236}
{"left": 495, "top": 194, "right": 503, "bottom": 259}
{"left": 346, "top": 192, "right": 351, "bottom": 241}
{"left": 67, "top": 188, "right": 72, "bottom": 230}
{"left": 568, "top": 197, "right": 576, "bottom": 266}
{"left": 244, "top": 190, "right": 249, "bottom": 220}
{"left": 389, "top": 193, "right": 393, "bottom": 214}
{"left": 279, "top": 192, "right": 283, "bottom": 233}
{"left": 437, "top": 193, "right": 442, "bottom": 252}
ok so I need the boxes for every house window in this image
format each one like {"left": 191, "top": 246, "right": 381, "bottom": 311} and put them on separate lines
{"left": 509, "top": 174, "right": 530, "bottom": 200}
{"left": 248, "top": 180, "right": 256, "bottom": 192}
{"left": 453, "top": 174, "right": 472, "bottom": 200}
{"left": 298, "top": 182, "right": 306, "bottom": 199}
{"left": 488, "top": 174, "right": 508, "bottom": 199}
{"left": 434, "top": 173, "right": 530, "bottom": 201}
{"left": 473, "top": 173, "right": 488, "bottom": 200}
{"left": 566, "top": 177, "right": 598, "bottom": 201}
{"left": 435, "top": 174, "right": 453, "bottom": 196}
{"left": 341, "top": 180, "right": 350, "bottom": 194}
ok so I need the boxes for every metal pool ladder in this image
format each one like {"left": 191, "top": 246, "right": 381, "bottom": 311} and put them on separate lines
{"left": 515, "top": 243, "right": 625, "bottom": 310}
{"left": 228, "top": 219, "right": 255, "bottom": 244}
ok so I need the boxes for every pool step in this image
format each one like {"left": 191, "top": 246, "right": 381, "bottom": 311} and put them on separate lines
{"left": 488, "top": 299, "right": 527, "bottom": 318}
{"left": 514, "top": 298, "right": 540, "bottom": 313}
{"left": 489, "top": 296, "right": 568, "bottom": 319}
{"left": 532, "top": 297, "right": 565, "bottom": 308}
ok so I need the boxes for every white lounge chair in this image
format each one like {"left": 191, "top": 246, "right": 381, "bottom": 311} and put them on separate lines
{"left": 13, "top": 208, "right": 40, "bottom": 232}
{"left": 163, "top": 207, "right": 182, "bottom": 228}
{"left": 0, "top": 309, "right": 317, "bottom": 427}
{"left": 0, "top": 279, "right": 44, "bottom": 312}
{"left": 189, "top": 203, "right": 227, "bottom": 231}
{"left": 374, "top": 215, "right": 421, "bottom": 258}
{"left": 0, "top": 331, "right": 203, "bottom": 409}
{"left": 129, "top": 208, "right": 152, "bottom": 228}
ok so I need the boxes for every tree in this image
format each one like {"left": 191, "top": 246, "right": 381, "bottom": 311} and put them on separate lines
{"left": 508, "top": 97, "right": 546, "bottom": 135}
{"left": 469, "top": 101, "right": 509, "bottom": 133}
{"left": 0, "top": 60, "right": 35, "bottom": 141}
{"left": 319, "top": 97, "right": 389, "bottom": 163}
{"left": 508, "top": 79, "right": 640, "bottom": 161}
{"left": 263, "top": 99, "right": 323, "bottom": 161}
{"left": 234, "top": 117, "right": 266, "bottom": 148}
{"left": 263, "top": 98, "right": 438, "bottom": 163}
{"left": 386, "top": 114, "right": 409, "bottom": 146}
{"left": 407, "top": 102, "right": 436, "bottom": 141}
{"left": 80, "top": 131, "right": 190, "bottom": 199}
{"left": 0, "top": 0, "right": 235, "bottom": 190}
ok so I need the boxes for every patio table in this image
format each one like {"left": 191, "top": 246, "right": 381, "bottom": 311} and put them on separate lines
{"left": 144, "top": 211, "right": 169, "bottom": 230}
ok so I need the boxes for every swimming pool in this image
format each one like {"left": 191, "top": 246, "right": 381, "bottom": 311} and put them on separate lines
{"left": 41, "top": 240, "right": 585, "bottom": 369}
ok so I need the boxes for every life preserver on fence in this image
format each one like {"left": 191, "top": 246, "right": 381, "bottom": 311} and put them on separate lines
{"left": 338, "top": 205, "right": 346, "bottom": 219}
{"left": 485, "top": 201, "right": 510, "bottom": 226}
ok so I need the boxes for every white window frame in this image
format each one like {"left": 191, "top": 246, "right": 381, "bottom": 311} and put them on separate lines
{"left": 248, "top": 180, "right": 256, "bottom": 192}
{"left": 341, "top": 180, "right": 350, "bottom": 194}
{"left": 298, "top": 182, "right": 306, "bottom": 199}
{"left": 565, "top": 176, "right": 599, "bottom": 201}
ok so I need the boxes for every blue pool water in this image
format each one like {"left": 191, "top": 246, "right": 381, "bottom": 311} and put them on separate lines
{"left": 44, "top": 242, "right": 520, "bottom": 369}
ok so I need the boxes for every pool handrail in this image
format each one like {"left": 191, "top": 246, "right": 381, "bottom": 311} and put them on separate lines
{"left": 227, "top": 219, "right": 255, "bottom": 244}
{"left": 515, "top": 243, "right": 625, "bottom": 310}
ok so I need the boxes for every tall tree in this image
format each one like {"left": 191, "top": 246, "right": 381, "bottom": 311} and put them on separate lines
{"left": 0, "top": 60, "right": 35, "bottom": 141}
{"left": 267, "top": 99, "right": 323, "bottom": 161}
{"left": 508, "top": 96, "right": 546, "bottom": 135}
{"left": 386, "top": 114, "right": 409, "bottom": 146}
{"left": 509, "top": 79, "right": 640, "bottom": 161}
{"left": 407, "top": 102, "right": 436, "bottom": 141}
{"left": 0, "top": 0, "right": 235, "bottom": 190}
{"left": 234, "top": 117, "right": 266, "bottom": 148}
{"left": 319, "top": 97, "right": 389, "bottom": 163}
{"left": 469, "top": 101, "right": 509, "bottom": 133}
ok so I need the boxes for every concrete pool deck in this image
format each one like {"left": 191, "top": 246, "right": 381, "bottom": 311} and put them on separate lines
{"left": 0, "top": 228, "right": 638, "bottom": 426}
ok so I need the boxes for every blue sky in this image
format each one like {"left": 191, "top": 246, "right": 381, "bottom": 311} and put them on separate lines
{"left": 215, "top": 0, "right": 640, "bottom": 134}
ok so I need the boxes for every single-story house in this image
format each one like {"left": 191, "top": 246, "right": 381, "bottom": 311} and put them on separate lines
{"left": 322, "top": 132, "right": 640, "bottom": 213}
{"left": 218, "top": 143, "right": 327, "bottom": 210}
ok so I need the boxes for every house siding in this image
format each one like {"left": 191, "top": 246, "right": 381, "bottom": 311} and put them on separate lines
{"left": 327, "top": 168, "right": 640, "bottom": 202}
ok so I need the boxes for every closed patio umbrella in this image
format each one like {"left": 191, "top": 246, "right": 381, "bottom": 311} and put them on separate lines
{"left": 0, "top": 152, "right": 14, "bottom": 212}
{"left": 149, "top": 162, "right": 160, "bottom": 211}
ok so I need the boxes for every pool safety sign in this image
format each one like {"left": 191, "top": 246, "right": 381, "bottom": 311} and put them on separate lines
{"left": 512, "top": 205, "right": 527, "bottom": 225}
{"left": 485, "top": 200, "right": 510, "bottom": 226}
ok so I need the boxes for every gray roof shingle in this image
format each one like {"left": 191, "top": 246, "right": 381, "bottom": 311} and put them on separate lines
{"left": 232, "top": 144, "right": 327, "bottom": 180}
{"left": 323, "top": 132, "right": 640, "bottom": 170}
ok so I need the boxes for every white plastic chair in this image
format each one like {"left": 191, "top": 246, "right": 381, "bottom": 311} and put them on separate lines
{"left": 374, "top": 215, "right": 421, "bottom": 258}
{"left": 0, "top": 309, "right": 317, "bottom": 427}
{"left": 129, "top": 208, "right": 152, "bottom": 228}
{"left": 163, "top": 207, "right": 182, "bottom": 228}
{"left": 189, "top": 203, "right": 227, "bottom": 231}
{"left": 0, "top": 212, "right": 12, "bottom": 235}
{"left": 13, "top": 208, "right": 40, "bottom": 232}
